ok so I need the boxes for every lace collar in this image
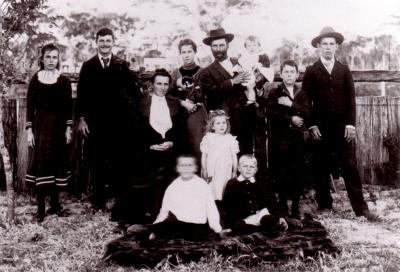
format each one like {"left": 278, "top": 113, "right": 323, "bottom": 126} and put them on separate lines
{"left": 37, "top": 69, "right": 61, "bottom": 84}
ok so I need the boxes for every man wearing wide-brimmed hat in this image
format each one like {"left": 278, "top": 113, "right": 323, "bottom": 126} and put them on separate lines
{"left": 199, "top": 28, "right": 256, "bottom": 155}
{"left": 302, "top": 26, "right": 379, "bottom": 221}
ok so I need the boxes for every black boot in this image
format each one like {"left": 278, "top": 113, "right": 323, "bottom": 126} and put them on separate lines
{"left": 37, "top": 192, "right": 46, "bottom": 223}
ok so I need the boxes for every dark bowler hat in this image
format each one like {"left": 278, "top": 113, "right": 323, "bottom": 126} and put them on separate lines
{"left": 311, "top": 26, "right": 344, "bottom": 48}
{"left": 203, "top": 28, "right": 234, "bottom": 46}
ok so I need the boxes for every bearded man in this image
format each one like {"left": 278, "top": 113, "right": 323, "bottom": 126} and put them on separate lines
{"left": 199, "top": 28, "right": 256, "bottom": 155}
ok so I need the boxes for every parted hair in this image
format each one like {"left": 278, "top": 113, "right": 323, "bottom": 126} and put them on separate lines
{"left": 96, "top": 27, "right": 114, "bottom": 41}
{"left": 151, "top": 68, "right": 172, "bottom": 83}
{"left": 205, "top": 109, "right": 231, "bottom": 134}
{"left": 238, "top": 154, "right": 258, "bottom": 167}
{"left": 178, "top": 39, "right": 197, "bottom": 53}
{"left": 39, "top": 43, "right": 60, "bottom": 70}
{"left": 280, "top": 59, "right": 299, "bottom": 73}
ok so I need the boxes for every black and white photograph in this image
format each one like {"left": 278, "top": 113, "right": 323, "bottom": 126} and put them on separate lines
{"left": 0, "top": 0, "right": 399, "bottom": 271}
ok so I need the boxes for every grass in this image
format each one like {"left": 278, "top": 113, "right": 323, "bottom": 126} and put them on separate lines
{"left": 1, "top": 185, "right": 400, "bottom": 272}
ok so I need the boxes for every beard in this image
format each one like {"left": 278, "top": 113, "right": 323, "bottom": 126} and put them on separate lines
{"left": 212, "top": 49, "right": 228, "bottom": 61}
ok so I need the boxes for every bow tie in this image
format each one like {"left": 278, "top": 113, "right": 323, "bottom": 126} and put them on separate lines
{"left": 102, "top": 57, "right": 110, "bottom": 69}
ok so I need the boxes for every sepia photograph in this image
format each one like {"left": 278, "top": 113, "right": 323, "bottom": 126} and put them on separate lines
{"left": 0, "top": 0, "right": 399, "bottom": 271}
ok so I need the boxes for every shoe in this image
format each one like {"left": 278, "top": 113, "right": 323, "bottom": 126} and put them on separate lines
{"left": 357, "top": 211, "right": 382, "bottom": 222}
{"left": 126, "top": 224, "right": 148, "bottom": 234}
{"left": 47, "top": 207, "right": 70, "bottom": 217}
{"left": 37, "top": 213, "right": 45, "bottom": 223}
{"left": 46, "top": 206, "right": 62, "bottom": 215}
{"left": 317, "top": 207, "right": 332, "bottom": 214}
{"left": 149, "top": 232, "right": 156, "bottom": 241}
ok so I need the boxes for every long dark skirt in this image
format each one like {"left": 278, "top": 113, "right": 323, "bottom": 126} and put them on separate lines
{"left": 111, "top": 149, "right": 177, "bottom": 224}
{"left": 26, "top": 112, "right": 71, "bottom": 190}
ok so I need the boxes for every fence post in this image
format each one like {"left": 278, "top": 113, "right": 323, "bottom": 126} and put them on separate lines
{"left": 380, "top": 81, "right": 386, "bottom": 97}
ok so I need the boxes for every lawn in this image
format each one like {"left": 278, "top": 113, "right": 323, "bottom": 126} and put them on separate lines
{"left": 1, "top": 184, "right": 400, "bottom": 272}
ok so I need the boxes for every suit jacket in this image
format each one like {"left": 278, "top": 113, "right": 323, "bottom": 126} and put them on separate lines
{"left": 76, "top": 54, "right": 141, "bottom": 133}
{"left": 138, "top": 95, "right": 185, "bottom": 151}
{"left": 302, "top": 59, "right": 356, "bottom": 136}
{"left": 199, "top": 58, "right": 248, "bottom": 112}
{"left": 222, "top": 178, "right": 282, "bottom": 228}
{"left": 266, "top": 83, "right": 310, "bottom": 143}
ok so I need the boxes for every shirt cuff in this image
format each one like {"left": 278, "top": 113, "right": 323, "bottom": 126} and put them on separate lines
{"left": 308, "top": 125, "right": 318, "bottom": 130}
{"left": 345, "top": 125, "right": 356, "bottom": 130}
{"left": 66, "top": 120, "right": 73, "bottom": 126}
{"left": 25, "top": 122, "right": 33, "bottom": 129}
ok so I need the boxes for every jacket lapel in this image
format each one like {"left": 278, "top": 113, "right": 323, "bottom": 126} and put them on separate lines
{"left": 140, "top": 96, "right": 152, "bottom": 117}
{"left": 212, "top": 60, "right": 233, "bottom": 80}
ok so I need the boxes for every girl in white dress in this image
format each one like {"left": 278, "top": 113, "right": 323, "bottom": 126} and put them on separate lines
{"left": 200, "top": 110, "right": 239, "bottom": 200}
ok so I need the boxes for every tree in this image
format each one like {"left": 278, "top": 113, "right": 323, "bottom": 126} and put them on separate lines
{"left": 0, "top": 0, "right": 48, "bottom": 226}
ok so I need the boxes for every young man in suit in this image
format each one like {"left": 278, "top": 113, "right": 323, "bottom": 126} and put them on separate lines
{"left": 76, "top": 27, "right": 141, "bottom": 211}
{"left": 302, "top": 26, "right": 379, "bottom": 221}
{"left": 199, "top": 28, "right": 256, "bottom": 155}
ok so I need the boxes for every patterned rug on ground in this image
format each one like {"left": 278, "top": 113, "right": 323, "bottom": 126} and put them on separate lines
{"left": 103, "top": 217, "right": 340, "bottom": 268}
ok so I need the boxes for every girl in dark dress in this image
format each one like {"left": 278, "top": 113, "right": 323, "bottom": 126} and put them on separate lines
{"left": 25, "top": 44, "right": 73, "bottom": 222}
{"left": 168, "top": 39, "right": 207, "bottom": 161}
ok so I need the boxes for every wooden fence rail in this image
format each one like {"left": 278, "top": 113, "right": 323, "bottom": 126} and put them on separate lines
{"left": 1, "top": 71, "right": 400, "bottom": 192}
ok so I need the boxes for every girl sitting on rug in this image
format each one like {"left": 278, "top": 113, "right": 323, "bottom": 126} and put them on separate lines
{"left": 200, "top": 110, "right": 239, "bottom": 201}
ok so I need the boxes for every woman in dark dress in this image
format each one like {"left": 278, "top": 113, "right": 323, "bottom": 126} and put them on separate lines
{"left": 25, "top": 43, "right": 73, "bottom": 222}
{"left": 113, "top": 69, "right": 185, "bottom": 225}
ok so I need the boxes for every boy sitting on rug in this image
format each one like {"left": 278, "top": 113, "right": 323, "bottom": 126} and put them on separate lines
{"left": 146, "top": 154, "right": 223, "bottom": 240}
{"left": 222, "top": 154, "right": 288, "bottom": 234}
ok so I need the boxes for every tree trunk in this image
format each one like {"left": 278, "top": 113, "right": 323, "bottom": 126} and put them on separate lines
{"left": 0, "top": 97, "right": 15, "bottom": 225}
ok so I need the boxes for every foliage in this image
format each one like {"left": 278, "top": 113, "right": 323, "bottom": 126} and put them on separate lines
{"left": 0, "top": 0, "right": 54, "bottom": 83}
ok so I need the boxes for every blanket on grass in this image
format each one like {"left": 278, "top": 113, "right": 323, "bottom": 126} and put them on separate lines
{"left": 103, "top": 217, "right": 339, "bottom": 268}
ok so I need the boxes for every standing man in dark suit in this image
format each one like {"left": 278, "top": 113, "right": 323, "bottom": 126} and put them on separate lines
{"left": 76, "top": 27, "right": 141, "bottom": 211}
{"left": 302, "top": 26, "right": 379, "bottom": 221}
{"left": 199, "top": 28, "right": 256, "bottom": 155}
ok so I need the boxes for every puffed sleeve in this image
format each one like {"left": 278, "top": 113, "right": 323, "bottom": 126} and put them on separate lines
{"left": 229, "top": 134, "right": 240, "bottom": 154}
{"left": 200, "top": 133, "right": 210, "bottom": 154}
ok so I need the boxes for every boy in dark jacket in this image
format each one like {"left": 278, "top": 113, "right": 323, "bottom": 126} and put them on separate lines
{"left": 222, "top": 154, "right": 288, "bottom": 234}
{"left": 266, "top": 60, "right": 310, "bottom": 219}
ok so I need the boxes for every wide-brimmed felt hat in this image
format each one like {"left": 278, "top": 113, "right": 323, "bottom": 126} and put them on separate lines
{"left": 203, "top": 28, "right": 234, "bottom": 46}
{"left": 311, "top": 26, "right": 344, "bottom": 48}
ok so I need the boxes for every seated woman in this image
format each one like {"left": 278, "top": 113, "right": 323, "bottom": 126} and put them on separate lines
{"left": 112, "top": 69, "right": 186, "bottom": 225}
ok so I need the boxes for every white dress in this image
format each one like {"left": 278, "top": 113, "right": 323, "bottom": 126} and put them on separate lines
{"left": 200, "top": 132, "right": 239, "bottom": 200}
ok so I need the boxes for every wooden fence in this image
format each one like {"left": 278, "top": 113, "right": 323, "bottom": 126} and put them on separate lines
{"left": 1, "top": 71, "right": 400, "bottom": 192}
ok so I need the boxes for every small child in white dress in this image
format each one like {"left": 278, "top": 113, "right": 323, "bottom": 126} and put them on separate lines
{"left": 200, "top": 110, "right": 239, "bottom": 200}
{"left": 238, "top": 35, "right": 274, "bottom": 97}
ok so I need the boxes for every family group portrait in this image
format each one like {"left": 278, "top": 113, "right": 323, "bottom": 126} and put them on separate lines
{"left": 0, "top": 0, "right": 400, "bottom": 271}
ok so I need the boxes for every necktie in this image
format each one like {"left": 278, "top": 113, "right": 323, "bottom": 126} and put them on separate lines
{"left": 102, "top": 58, "right": 110, "bottom": 69}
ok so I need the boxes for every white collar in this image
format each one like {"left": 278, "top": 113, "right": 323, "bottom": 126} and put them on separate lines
{"left": 98, "top": 54, "right": 112, "bottom": 68}
{"left": 320, "top": 56, "right": 335, "bottom": 64}
{"left": 151, "top": 94, "right": 166, "bottom": 101}
{"left": 237, "top": 175, "right": 256, "bottom": 183}
{"left": 37, "top": 69, "right": 61, "bottom": 84}
{"left": 178, "top": 175, "right": 199, "bottom": 183}
{"left": 98, "top": 53, "right": 112, "bottom": 60}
